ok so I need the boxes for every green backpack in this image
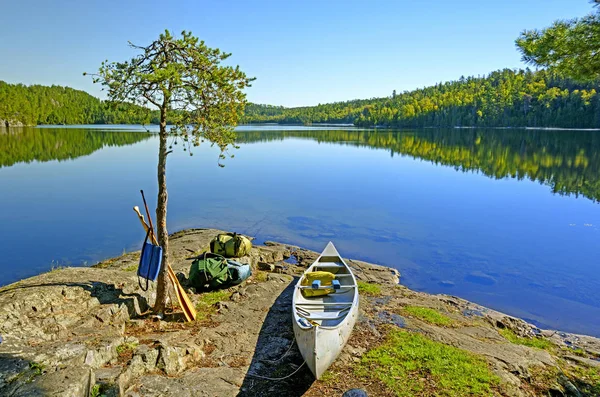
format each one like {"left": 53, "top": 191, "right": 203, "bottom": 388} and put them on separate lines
{"left": 189, "top": 253, "right": 230, "bottom": 290}
{"left": 210, "top": 233, "right": 252, "bottom": 258}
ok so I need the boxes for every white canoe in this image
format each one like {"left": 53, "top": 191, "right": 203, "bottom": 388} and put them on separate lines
{"left": 292, "top": 242, "right": 359, "bottom": 379}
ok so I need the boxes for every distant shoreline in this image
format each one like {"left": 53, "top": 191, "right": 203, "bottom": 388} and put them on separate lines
{"left": 2, "top": 123, "right": 598, "bottom": 132}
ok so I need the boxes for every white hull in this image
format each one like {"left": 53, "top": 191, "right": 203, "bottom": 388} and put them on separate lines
{"left": 292, "top": 242, "right": 359, "bottom": 379}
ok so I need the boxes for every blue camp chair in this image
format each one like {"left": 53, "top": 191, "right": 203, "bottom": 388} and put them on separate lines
{"left": 138, "top": 229, "right": 162, "bottom": 291}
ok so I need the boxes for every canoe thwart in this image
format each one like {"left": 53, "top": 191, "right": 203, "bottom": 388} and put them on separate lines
{"left": 296, "top": 302, "right": 353, "bottom": 307}
{"left": 297, "top": 285, "right": 355, "bottom": 290}
{"left": 296, "top": 306, "right": 351, "bottom": 321}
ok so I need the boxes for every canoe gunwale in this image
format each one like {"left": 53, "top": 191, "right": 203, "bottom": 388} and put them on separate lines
{"left": 292, "top": 242, "right": 360, "bottom": 379}
{"left": 292, "top": 242, "right": 359, "bottom": 331}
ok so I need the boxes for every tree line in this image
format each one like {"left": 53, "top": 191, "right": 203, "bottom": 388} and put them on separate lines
{"left": 0, "top": 81, "right": 161, "bottom": 126}
{"left": 3, "top": 68, "right": 599, "bottom": 129}
{"left": 242, "top": 69, "right": 600, "bottom": 128}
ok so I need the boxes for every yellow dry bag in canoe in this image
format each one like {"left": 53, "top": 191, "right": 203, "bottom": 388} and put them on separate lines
{"left": 301, "top": 271, "right": 336, "bottom": 297}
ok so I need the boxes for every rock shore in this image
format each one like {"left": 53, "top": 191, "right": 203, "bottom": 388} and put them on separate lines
{"left": 0, "top": 228, "right": 598, "bottom": 396}
{"left": 0, "top": 119, "right": 27, "bottom": 128}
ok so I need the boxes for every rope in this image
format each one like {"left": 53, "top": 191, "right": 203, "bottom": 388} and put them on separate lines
{"left": 246, "top": 361, "right": 306, "bottom": 381}
{"left": 260, "top": 336, "right": 296, "bottom": 364}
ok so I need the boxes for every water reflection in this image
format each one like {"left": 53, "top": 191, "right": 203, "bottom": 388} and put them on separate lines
{"left": 0, "top": 126, "right": 598, "bottom": 336}
{"left": 0, "top": 127, "right": 152, "bottom": 168}
{"left": 236, "top": 128, "right": 600, "bottom": 203}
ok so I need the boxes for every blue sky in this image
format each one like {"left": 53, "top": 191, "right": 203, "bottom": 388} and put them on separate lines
{"left": 0, "top": 0, "right": 593, "bottom": 106}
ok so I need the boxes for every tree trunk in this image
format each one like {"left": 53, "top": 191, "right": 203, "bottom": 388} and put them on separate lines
{"left": 154, "top": 107, "right": 170, "bottom": 314}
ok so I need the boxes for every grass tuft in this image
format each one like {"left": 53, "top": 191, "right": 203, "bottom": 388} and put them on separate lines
{"left": 499, "top": 328, "right": 553, "bottom": 350}
{"left": 528, "top": 365, "right": 559, "bottom": 394}
{"left": 116, "top": 342, "right": 138, "bottom": 356}
{"left": 568, "top": 364, "right": 600, "bottom": 395}
{"left": 90, "top": 384, "right": 106, "bottom": 397}
{"left": 195, "top": 290, "right": 232, "bottom": 321}
{"left": 358, "top": 281, "right": 382, "bottom": 296}
{"left": 25, "top": 362, "right": 45, "bottom": 383}
{"left": 319, "top": 370, "right": 336, "bottom": 384}
{"left": 253, "top": 271, "right": 268, "bottom": 283}
{"left": 403, "top": 306, "right": 453, "bottom": 326}
{"left": 0, "top": 281, "right": 22, "bottom": 293}
{"left": 530, "top": 361, "right": 600, "bottom": 396}
{"left": 357, "top": 329, "right": 499, "bottom": 396}
{"left": 7, "top": 361, "right": 46, "bottom": 385}
{"left": 123, "top": 264, "right": 137, "bottom": 272}
{"left": 28, "top": 362, "right": 45, "bottom": 376}
{"left": 572, "top": 347, "right": 587, "bottom": 357}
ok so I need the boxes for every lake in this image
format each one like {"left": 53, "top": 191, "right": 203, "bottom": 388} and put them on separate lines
{"left": 1, "top": 125, "right": 599, "bottom": 336}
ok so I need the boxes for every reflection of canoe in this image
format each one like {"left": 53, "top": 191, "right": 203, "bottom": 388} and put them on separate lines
{"left": 292, "top": 242, "right": 359, "bottom": 379}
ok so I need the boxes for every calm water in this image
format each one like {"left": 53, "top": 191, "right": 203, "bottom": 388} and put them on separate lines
{"left": 1, "top": 125, "right": 599, "bottom": 336}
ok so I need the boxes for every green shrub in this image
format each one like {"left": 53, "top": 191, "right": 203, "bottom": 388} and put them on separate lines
{"left": 195, "top": 290, "right": 232, "bottom": 321}
{"left": 357, "top": 329, "right": 499, "bottom": 396}
{"left": 403, "top": 306, "right": 453, "bottom": 326}
{"left": 357, "top": 281, "right": 381, "bottom": 296}
{"left": 116, "top": 342, "right": 138, "bottom": 355}
{"left": 499, "top": 328, "right": 553, "bottom": 350}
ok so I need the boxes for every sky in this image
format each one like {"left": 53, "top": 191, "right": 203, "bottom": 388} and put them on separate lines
{"left": 0, "top": 0, "right": 594, "bottom": 107}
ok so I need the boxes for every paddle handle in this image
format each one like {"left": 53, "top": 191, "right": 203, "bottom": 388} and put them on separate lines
{"left": 140, "top": 190, "right": 156, "bottom": 242}
{"left": 133, "top": 206, "right": 158, "bottom": 245}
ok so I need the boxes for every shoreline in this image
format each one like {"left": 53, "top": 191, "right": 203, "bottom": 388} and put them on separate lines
{"left": 3, "top": 123, "right": 600, "bottom": 131}
{"left": 1, "top": 228, "right": 599, "bottom": 396}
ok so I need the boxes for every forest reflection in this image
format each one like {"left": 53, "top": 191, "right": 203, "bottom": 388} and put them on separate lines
{"left": 237, "top": 128, "right": 600, "bottom": 203}
{"left": 0, "top": 127, "right": 152, "bottom": 168}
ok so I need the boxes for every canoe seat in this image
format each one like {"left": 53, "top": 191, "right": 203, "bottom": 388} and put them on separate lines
{"left": 296, "top": 306, "right": 351, "bottom": 321}
{"left": 315, "top": 263, "right": 344, "bottom": 269}
{"left": 298, "top": 285, "right": 355, "bottom": 290}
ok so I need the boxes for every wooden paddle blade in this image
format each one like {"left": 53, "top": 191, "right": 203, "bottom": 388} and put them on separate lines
{"left": 167, "top": 265, "right": 197, "bottom": 321}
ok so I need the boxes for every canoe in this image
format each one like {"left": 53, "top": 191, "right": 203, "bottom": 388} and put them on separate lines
{"left": 292, "top": 242, "right": 359, "bottom": 379}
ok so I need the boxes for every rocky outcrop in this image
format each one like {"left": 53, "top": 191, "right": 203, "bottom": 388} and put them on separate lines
{"left": 0, "top": 228, "right": 598, "bottom": 396}
{"left": 0, "top": 119, "right": 27, "bottom": 128}
{"left": 263, "top": 241, "right": 400, "bottom": 286}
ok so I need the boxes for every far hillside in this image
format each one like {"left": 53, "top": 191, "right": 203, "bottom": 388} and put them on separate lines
{"left": 242, "top": 69, "right": 600, "bottom": 129}
{"left": 0, "top": 81, "right": 157, "bottom": 126}
{"left": 2, "top": 68, "right": 598, "bottom": 129}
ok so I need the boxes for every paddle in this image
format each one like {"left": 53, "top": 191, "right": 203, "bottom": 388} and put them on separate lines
{"left": 133, "top": 206, "right": 158, "bottom": 245}
{"left": 133, "top": 204, "right": 196, "bottom": 322}
{"left": 136, "top": 191, "right": 197, "bottom": 322}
